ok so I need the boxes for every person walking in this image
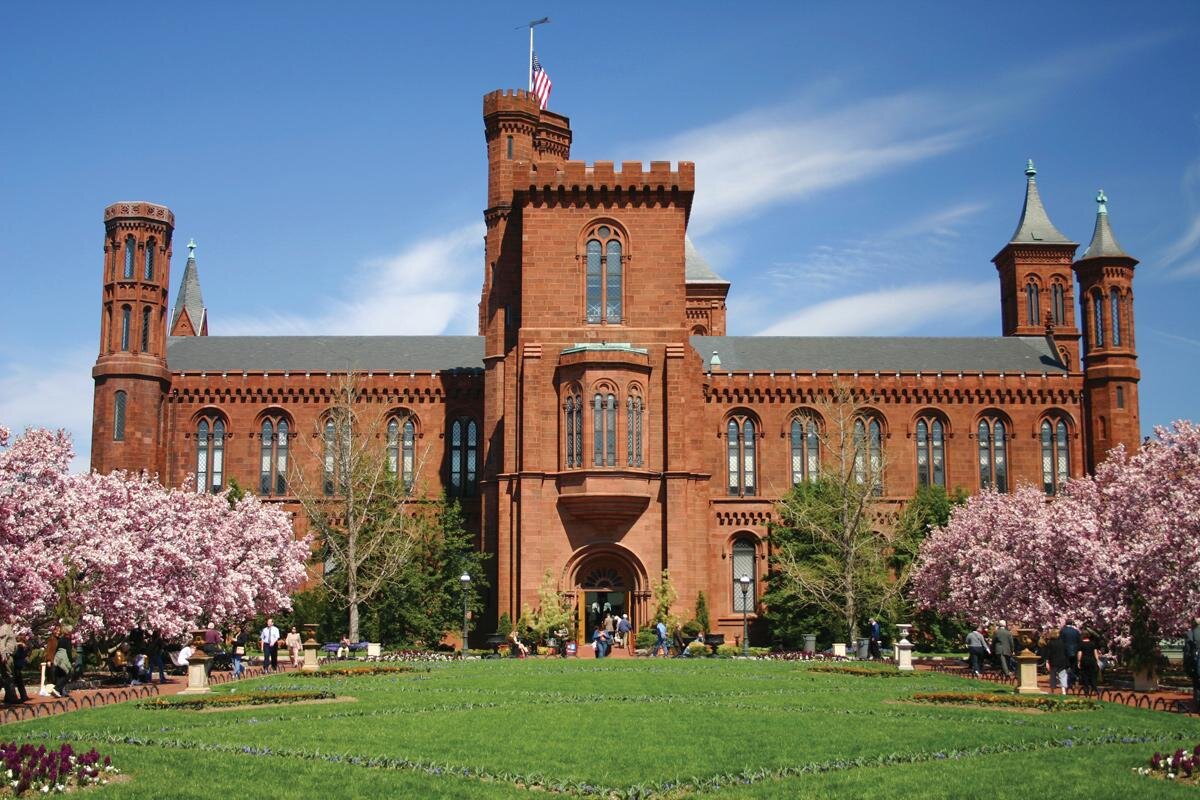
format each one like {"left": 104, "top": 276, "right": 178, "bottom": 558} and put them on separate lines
{"left": 654, "top": 619, "right": 669, "bottom": 658}
{"left": 867, "top": 618, "right": 882, "bottom": 660}
{"left": 1059, "top": 620, "right": 1081, "bottom": 688}
{"left": 0, "top": 619, "right": 21, "bottom": 705}
{"left": 260, "top": 617, "right": 280, "bottom": 673}
{"left": 1043, "top": 630, "right": 1070, "bottom": 695}
{"left": 285, "top": 626, "right": 302, "bottom": 667}
{"left": 228, "top": 626, "right": 248, "bottom": 678}
{"left": 991, "top": 620, "right": 1015, "bottom": 678}
{"left": 1185, "top": 617, "right": 1200, "bottom": 711}
{"left": 966, "top": 625, "right": 990, "bottom": 677}
{"left": 1077, "top": 631, "right": 1100, "bottom": 692}
{"left": 147, "top": 630, "right": 167, "bottom": 684}
{"left": 618, "top": 614, "right": 633, "bottom": 655}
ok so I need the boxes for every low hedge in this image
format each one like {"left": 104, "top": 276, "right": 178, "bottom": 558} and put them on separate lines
{"left": 909, "top": 691, "right": 1100, "bottom": 711}
{"left": 140, "top": 690, "right": 336, "bottom": 710}
{"left": 306, "top": 665, "right": 415, "bottom": 677}
{"left": 807, "top": 663, "right": 913, "bottom": 677}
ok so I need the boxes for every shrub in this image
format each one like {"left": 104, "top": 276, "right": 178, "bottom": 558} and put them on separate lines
{"left": 682, "top": 619, "right": 702, "bottom": 637}
{"left": 496, "top": 612, "right": 513, "bottom": 637}
{"left": 635, "top": 628, "right": 658, "bottom": 650}
{"left": 0, "top": 742, "right": 119, "bottom": 796}
{"left": 686, "top": 641, "right": 708, "bottom": 657}
{"left": 141, "top": 690, "right": 335, "bottom": 710}
{"left": 908, "top": 692, "right": 1099, "bottom": 711}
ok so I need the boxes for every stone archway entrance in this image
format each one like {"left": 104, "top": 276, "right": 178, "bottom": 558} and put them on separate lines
{"left": 566, "top": 546, "right": 649, "bottom": 646}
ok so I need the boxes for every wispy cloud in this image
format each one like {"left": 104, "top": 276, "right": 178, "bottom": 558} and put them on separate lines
{"left": 1144, "top": 326, "right": 1200, "bottom": 350}
{"left": 1162, "top": 153, "right": 1200, "bottom": 277}
{"left": 0, "top": 346, "right": 96, "bottom": 473}
{"left": 222, "top": 223, "right": 484, "bottom": 336}
{"left": 756, "top": 282, "right": 994, "bottom": 337}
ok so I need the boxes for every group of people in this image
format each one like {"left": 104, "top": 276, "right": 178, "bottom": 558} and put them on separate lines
{"left": 589, "top": 613, "right": 634, "bottom": 657}
{"left": 965, "top": 619, "right": 1104, "bottom": 693}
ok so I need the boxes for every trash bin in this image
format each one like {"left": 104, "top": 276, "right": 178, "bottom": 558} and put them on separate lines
{"left": 802, "top": 634, "right": 816, "bottom": 654}
{"left": 856, "top": 638, "right": 870, "bottom": 659}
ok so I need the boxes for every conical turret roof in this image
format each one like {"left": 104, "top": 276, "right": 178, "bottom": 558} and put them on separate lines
{"left": 1079, "top": 190, "right": 1130, "bottom": 260}
{"left": 171, "top": 239, "right": 208, "bottom": 333}
{"left": 1008, "top": 160, "right": 1074, "bottom": 245}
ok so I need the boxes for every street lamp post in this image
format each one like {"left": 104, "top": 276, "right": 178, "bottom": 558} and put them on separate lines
{"left": 460, "top": 573, "right": 471, "bottom": 657}
{"left": 739, "top": 574, "right": 752, "bottom": 657}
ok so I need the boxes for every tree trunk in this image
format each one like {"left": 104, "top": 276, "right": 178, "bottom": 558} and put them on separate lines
{"left": 347, "top": 531, "right": 359, "bottom": 642}
{"left": 349, "top": 601, "right": 359, "bottom": 644}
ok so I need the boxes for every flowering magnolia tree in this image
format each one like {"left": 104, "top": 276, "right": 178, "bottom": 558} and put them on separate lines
{"left": 911, "top": 420, "right": 1200, "bottom": 649}
{"left": 0, "top": 424, "right": 309, "bottom": 640}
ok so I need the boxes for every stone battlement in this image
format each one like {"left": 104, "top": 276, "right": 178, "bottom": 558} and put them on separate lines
{"left": 514, "top": 160, "right": 696, "bottom": 192}
{"left": 104, "top": 201, "right": 175, "bottom": 227}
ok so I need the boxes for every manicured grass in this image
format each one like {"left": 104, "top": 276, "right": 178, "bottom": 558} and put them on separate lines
{"left": 4, "top": 659, "right": 1199, "bottom": 798}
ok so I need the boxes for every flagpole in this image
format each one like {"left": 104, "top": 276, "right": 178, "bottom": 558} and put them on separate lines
{"left": 529, "top": 25, "right": 534, "bottom": 91}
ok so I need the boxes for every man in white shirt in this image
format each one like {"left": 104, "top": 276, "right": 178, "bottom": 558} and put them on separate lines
{"left": 260, "top": 618, "right": 281, "bottom": 672}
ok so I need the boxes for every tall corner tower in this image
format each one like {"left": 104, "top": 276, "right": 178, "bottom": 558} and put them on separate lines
{"left": 992, "top": 160, "right": 1082, "bottom": 369}
{"left": 1074, "top": 190, "right": 1140, "bottom": 469}
{"left": 91, "top": 201, "right": 174, "bottom": 476}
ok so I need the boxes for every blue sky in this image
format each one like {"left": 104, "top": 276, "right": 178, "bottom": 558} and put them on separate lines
{"left": 1, "top": 2, "right": 1197, "bottom": 471}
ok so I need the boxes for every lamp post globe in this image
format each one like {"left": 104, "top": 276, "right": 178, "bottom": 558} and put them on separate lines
{"left": 460, "top": 573, "right": 471, "bottom": 656}
{"left": 739, "top": 574, "right": 752, "bottom": 657}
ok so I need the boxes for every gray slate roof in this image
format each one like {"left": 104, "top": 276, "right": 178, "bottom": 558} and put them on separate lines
{"left": 167, "top": 336, "right": 485, "bottom": 373}
{"left": 691, "top": 335, "right": 1067, "bottom": 373}
{"left": 171, "top": 255, "right": 207, "bottom": 331}
{"left": 685, "top": 236, "right": 728, "bottom": 283}
{"left": 1008, "top": 163, "right": 1074, "bottom": 246}
{"left": 1079, "top": 209, "right": 1129, "bottom": 260}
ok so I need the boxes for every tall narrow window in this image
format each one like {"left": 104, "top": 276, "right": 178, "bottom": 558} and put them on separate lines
{"left": 140, "top": 306, "right": 151, "bottom": 352}
{"left": 573, "top": 396, "right": 582, "bottom": 467}
{"left": 386, "top": 415, "right": 415, "bottom": 490}
{"left": 1051, "top": 283, "right": 1066, "bottom": 325}
{"left": 731, "top": 538, "right": 757, "bottom": 612}
{"left": 113, "top": 391, "right": 126, "bottom": 441}
{"left": 1110, "top": 289, "right": 1121, "bottom": 346}
{"left": 789, "top": 415, "right": 819, "bottom": 484}
{"left": 260, "top": 419, "right": 273, "bottom": 494}
{"left": 978, "top": 417, "right": 1008, "bottom": 492}
{"left": 915, "top": 416, "right": 946, "bottom": 488}
{"left": 1041, "top": 418, "right": 1070, "bottom": 496}
{"left": 506, "top": 135, "right": 513, "bottom": 159}
{"left": 124, "top": 236, "right": 135, "bottom": 279}
{"left": 582, "top": 224, "right": 625, "bottom": 324}
{"left": 586, "top": 241, "right": 603, "bottom": 324}
{"left": 853, "top": 417, "right": 883, "bottom": 495}
{"left": 259, "top": 416, "right": 289, "bottom": 495}
{"left": 449, "top": 417, "right": 478, "bottom": 496}
{"left": 195, "top": 415, "right": 226, "bottom": 493}
{"left": 626, "top": 391, "right": 644, "bottom": 467}
{"left": 605, "top": 394, "right": 617, "bottom": 467}
{"left": 593, "top": 393, "right": 604, "bottom": 465}
{"left": 120, "top": 305, "right": 131, "bottom": 351}
{"left": 1093, "top": 292, "right": 1105, "bottom": 348}
{"left": 324, "top": 418, "right": 336, "bottom": 496}
{"left": 1116, "top": 385, "right": 1125, "bottom": 409}
{"left": 591, "top": 393, "right": 618, "bottom": 467}
{"left": 727, "top": 416, "right": 756, "bottom": 496}
{"left": 605, "top": 240, "right": 622, "bottom": 323}
{"left": 275, "top": 420, "right": 288, "bottom": 495}
{"left": 565, "top": 395, "right": 577, "bottom": 468}
{"left": 144, "top": 238, "right": 155, "bottom": 281}
{"left": 1025, "top": 282, "right": 1039, "bottom": 326}
{"left": 211, "top": 420, "right": 225, "bottom": 493}
{"left": 197, "top": 420, "right": 209, "bottom": 491}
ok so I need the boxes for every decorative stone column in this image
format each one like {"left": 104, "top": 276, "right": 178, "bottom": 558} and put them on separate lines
{"left": 895, "top": 624, "right": 914, "bottom": 671}
{"left": 301, "top": 624, "right": 320, "bottom": 673}
{"left": 1015, "top": 628, "right": 1045, "bottom": 695}
{"left": 179, "top": 630, "right": 211, "bottom": 695}
{"left": 831, "top": 642, "right": 847, "bottom": 657}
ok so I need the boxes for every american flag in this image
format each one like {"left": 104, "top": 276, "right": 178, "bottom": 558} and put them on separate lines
{"left": 531, "top": 52, "right": 552, "bottom": 110}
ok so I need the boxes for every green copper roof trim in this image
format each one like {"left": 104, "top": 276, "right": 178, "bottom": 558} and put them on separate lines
{"left": 560, "top": 342, "right": 649, "bottom": 355}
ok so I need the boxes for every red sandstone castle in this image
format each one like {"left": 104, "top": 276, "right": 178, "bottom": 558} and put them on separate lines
{"left": 90, "top": 88, "right": 1140, "bottom": 644}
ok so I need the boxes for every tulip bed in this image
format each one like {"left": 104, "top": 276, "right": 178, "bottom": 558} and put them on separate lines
{"left": 3, "top": 660, "right": 1199, "bottom": 798}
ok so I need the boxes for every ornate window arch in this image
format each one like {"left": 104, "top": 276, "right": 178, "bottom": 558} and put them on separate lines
{"left": 976, "top": 413, "right": 1009, "bottom": 492}
{"left": 726, "top": 411, "right": 758, "bottom": 497}
{"left": 788, "top": 410, "right": 821, "bottom": 485}
{"left": 449, "top": 416, "right": 479, "bottom": 496}
{"left": 385, "top": 411, "right": 417, "bottom": 491}
{"left": 731, "top": 535, "right": 758, "bottom": 613}
{"left": 853, "top": 413, "right": 884, "bottom": 496}
{"left": 563, "top": 386, "right": 583, "bottom": 468}
{"left": 913, "top": 411, "right": 948, "bottom": 489}
{"left": 581, "top": 221, "right": 626, "bottom": 324}
{"left": 258, "top": 411, "right": 291, "bottom": 496}
{"left": 626, "top": 384, "right": 644, "bottom": 467}
{"left": 1039, "top": 413, "right": 1072, "bottom": 496}
{"left": 144, "top": 238, "right": 155, "bottom": 281}
{"left": 592, "top": 382, "right": 618, "bottom": 467}
{"left": 1024, "top": 280, "right": 1040, "bottom": 326}
{"left": 195, "top": 410, "right": 228, "bottom": 494}
{"left": 113, "top": 390, "right": 127, "bottom": 442}
{"left": 123, "top": 235, "right": 135, "bottom": 279}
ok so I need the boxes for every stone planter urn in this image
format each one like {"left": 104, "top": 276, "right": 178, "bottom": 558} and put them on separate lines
{"left": 179, "top": 628, "right": 211, "bottom": 695}
{"left": 894, "top": 623, "right": 914, "bottom": 671}
{"left": 1132, "top": 668, "right": 1158, "bottom": 692}
{"left": 1014, "top": 627, "right": 1045, "bottom": 695}
{"left": 301, "top": 624, "right": 320, "bottom": 673}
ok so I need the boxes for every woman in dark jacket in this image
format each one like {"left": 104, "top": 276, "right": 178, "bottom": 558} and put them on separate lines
{"left": 1043, "top": 631, "right": 1070, "bottom": 695}
{"left": 1077, "top": 631, "right": 1099, "bottom": 692}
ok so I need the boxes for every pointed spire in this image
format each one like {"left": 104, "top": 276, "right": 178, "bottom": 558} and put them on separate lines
{"left": 1008, "top": 159, "right": 1074, "bottom": 245}
{"left": 1079, "top": 189, "right": 1130, "bottom": 260}
{"left": 171, "top": 238, "right": 208, "bottom": 336}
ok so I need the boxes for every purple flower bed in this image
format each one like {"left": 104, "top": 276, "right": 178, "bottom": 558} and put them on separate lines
{"left": 1137, "top": 746, "right": 1200, "bottom": 782}
{"left": 1, "top": 742, "right": 119, "bottom": 796}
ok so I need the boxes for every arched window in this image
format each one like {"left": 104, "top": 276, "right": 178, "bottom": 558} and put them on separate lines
{"left": 259, "top": 416, "right": 289, "bottom": 496}
{"left": 914, "top": 415, "right": 946, "bottom": 488}
{"left": 123, "top": 236, "right": 135, "bottom": 279}
{"left": 1093, "top": 292, "right": 1105, "bottom": 348}
{"left": 120, "top": 305, "right": 131, "bottom": 351}
{"left": 731, "top": 538, "right": 757, "bottom": 613}
{"left": 449, "top": 417, "right": 478, "bottom": 496}
{"left": 1051, "top": 283, "right": 1066, "bottom": 325}
{"left": 977, "top": 417, "right": 1008, "bottom": 492}
{"left": 1040, "top": 418, "right": 1070, "bottom": 496}
{"left": 323, "top": 412, "right": 351, "bottom": 496}
{"left": 789, "top": 415, "right": 819, "bottom": 485}
{"left": 592, "top": 392, "right": 617, "bottom": 466}
{"left": 195, "top": 415, "right": 225, "bottom": 493}
{"left": 564, "top": 392, "right": 583, "bottom": 468}
{"left": 144, "top": 238, "right": 155, "bottom": 281}
{"left": 386, "top": 415, "right": 415, "bottom": 490}
{"left": 853, "top": 416, "right": 884, "bottom": 495}
{"left": 583, "top": 224, "right": 624, "bottom": 324}
{"left": 1025, "top": 282, "right": 1040, "bottom": 326}
{"left": 1110, "top": 289, "right": 1121, "bottom": 346}
{"left": 113, "top": 391, "right": 127, "bottom": 441}
{"left": 726, "top": 416, "right": 756, "bottom": 496}
{"left": 140, "top": 306, "right": 151, "bottom": 352}
{"left": 626, "top": 390, "right": 644, "bottom": 467}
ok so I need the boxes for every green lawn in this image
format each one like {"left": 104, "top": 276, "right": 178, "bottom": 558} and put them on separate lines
{"left": 4, "top": 659, "right": 1199, "bottom": 798}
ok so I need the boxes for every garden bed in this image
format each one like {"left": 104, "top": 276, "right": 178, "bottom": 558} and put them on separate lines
{"left": 907, "top": 692, "right": 1100, "bottom": 712}
{"left": 0, "top": 742, "right": 121, "bottom": 796}
{"left": 139, "top": 690, "right": 336, "bottom": 710}
{"left": 1136, "top": 746, "right": 1200, "bottom": 783}
{"left": 307, "top": 664, "right": 416, "bottom": 677}
{"left": 807, "top": 663, "right": 914, "bottom": 677}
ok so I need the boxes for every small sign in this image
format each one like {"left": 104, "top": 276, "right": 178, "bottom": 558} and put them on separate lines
{"left": 566, "top": 643, "right": 577, "bottom": 656}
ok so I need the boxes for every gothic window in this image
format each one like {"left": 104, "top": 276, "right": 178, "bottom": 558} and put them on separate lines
{"left": 113, "top": 391, "right": 126, "bottom": 441}
{"left": 1116, "top": 385, "right": 1125, "bottom": 409}
{"left": 564, "top": 391, "right": 583, "bottom": 468}
{"left": 323, "top": 412, "right": 351, "bottom": 497}
{"left": 977, "top": 417, "right": 1008, "bottom": 492}
{"left": 259, "top": 415, "right": 289, "bottom": 496}
{"left": 1025, "top": 282, "right": 1040, "bottom": 326}
{"left": 583, "top": 224, "right": 624, "bottom": 324}
{"left": 1051, "top": 283, "right": 1066, "bottom": 325}
{"left": 120, "top": 305, "right": 131, "bottom": 351}
{"left": 449, "top": 417, "right": 478, "bottom": 496}
{"left": 386, "top": 414, "right": 415, "bottom": 490}
{"left": 726, "top": 415, "right": 757, "bottom": 496}
{"left": 141, "top": 306, "right": 151, "bottom": 352}
{"left": 914, "top": 415, "right": 946, "bottom": 488}
{"left": 731, "top": 538, "right": 757, "bottom": 613}
{"left": 1040, "top": 417, "right": 1070, "bottom": 496}
{"left": 592, "top": 392, "right": 617, "bottom": 467}
{"left": 1111, "top": 289, "right": 1121, "bottom": 346}
{"left": 626, "top": 389, "right": 644, "bottom": 467}
{"left": 1093, "top": 292, "right": 1105, "bottom": 348}
{"left": 195, "top": 415, "right": 226, "bottom": 493}
{"left": 789, "top": 414, "right": 820, "bottom": 485}
{"left": 144, "top": 238, "right": 155, "bottom": 281}
{"left": 124, "top": 236, "right": 135, "bottom": 279}
{"left": 853, "top": 416, "right": 884, "bottom": 495}
{"left": 506, "top": 135, "right": 513, "bottom": 159}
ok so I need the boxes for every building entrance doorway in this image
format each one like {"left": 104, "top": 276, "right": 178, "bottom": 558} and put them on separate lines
{"left": 575, "top": 562, "right": 634, "bottom": 645}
